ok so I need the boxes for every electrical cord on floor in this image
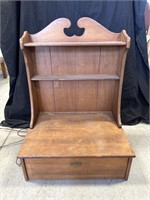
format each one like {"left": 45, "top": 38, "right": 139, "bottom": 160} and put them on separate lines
{"left": 17, "top": 129, "right": 28, "bottom": 137}
{"left": 0, "top": 126, "right": 28, "bottom": 133}
{"left": 0, "top": 139, "right": 24, "bottom": 149}
{"left": 0, "top": 128, "right": 28, "bottom": 150}
{"left": 0, "top": 127, "right": 12, "bottom": 131}
{"left": 0, "top": 129, "right": 12, "bottom": 150}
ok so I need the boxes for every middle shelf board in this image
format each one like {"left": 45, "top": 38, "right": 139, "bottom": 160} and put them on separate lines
{"left": 31, "top": 74, "right": 120, "bottom": 81}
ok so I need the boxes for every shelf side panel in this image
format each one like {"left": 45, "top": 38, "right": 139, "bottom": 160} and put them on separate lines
{"left": 112, "top": 47, "right": 128, "bottom": 127}
{"left": 22, "top": 48, "right": 39, "bottom": 128}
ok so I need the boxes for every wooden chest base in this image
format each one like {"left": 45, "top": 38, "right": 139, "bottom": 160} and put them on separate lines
{"left": 18, "top": 112, "right": 135, "bottom": 181}
{"left": 21, "top": 157, "right": 133, "bottom": 180}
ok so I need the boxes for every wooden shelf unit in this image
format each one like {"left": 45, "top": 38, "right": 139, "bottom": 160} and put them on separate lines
{"left": 18, "top": 17, "right": 135, "bottom": 181}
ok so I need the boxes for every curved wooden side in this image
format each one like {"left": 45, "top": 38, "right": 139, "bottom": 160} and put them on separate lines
{"left": 112, "top": 47, "right": 129, "bottom": 128}
{"left": 22, "top": 49, "right": 39, "bottom": 128}
{"left": 20, "top": 33, "right": 39, "bottom": 128}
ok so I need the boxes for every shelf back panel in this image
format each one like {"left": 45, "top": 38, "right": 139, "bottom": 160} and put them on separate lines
{"left": 31, "top": 46, "right": 120, "bottom": 76}
{"left": 35, "top": 80, "right": 115, "bottom": 112}
{"left": 26, "top": 46, "right": 122, "bottom": 112}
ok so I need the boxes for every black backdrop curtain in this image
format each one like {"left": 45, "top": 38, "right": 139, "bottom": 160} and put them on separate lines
{"left": 0, "top": 0, "right": 149, "bottom": 128}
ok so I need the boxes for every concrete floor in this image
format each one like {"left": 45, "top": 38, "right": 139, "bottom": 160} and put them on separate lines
{"left": 0, "top": 78, "right": 150, "bottom": 200}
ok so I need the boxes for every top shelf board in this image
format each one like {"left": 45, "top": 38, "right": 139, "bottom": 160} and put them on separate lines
{"left": 24, "top": 41, "right": 127, "bottom": 47}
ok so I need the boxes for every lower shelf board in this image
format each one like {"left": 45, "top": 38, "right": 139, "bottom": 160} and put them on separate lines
{"left": 18, "top": 112, "right": 135, "bottom": 181}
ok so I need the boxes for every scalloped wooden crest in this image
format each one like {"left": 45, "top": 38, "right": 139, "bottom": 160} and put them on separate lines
{"left": 34, "top": 18, "right": 128, "bottom": 41}
{"left": 20, "top": 17, "right": 130, "bottom": 48}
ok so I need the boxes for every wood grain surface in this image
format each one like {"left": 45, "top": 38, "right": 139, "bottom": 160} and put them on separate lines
{"left": 18, "top": 112, "right": 135, "bottom": 158}
{"left": 24, "top": 157, "right": 129, "bottom": 180}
